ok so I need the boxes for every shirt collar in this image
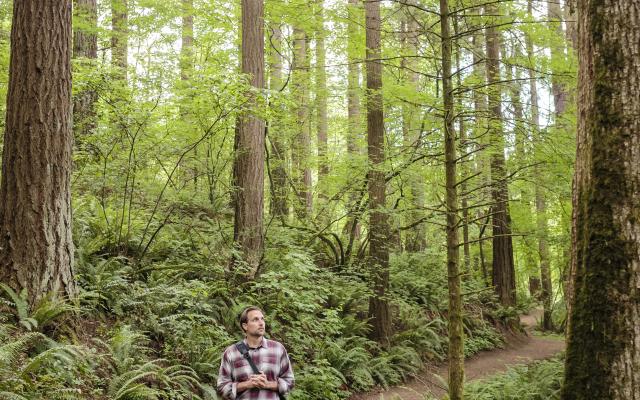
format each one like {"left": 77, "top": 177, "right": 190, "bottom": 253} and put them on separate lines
{"left": 244, "top": 337, "right": 268, "bottom": 350}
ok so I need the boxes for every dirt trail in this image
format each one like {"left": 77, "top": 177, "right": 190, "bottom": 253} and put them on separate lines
{"left": 349, "top": 309, "right": 565, "bottom": 400}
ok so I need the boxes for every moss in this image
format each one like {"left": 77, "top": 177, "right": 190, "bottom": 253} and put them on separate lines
{"left": 562, "top": 4, "right": 636, "bottom": 399}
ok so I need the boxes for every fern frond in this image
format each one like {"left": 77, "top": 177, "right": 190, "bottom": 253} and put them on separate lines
{"left": 0, "top": 332, "right": 45, "bottom": 368}
{"left": 0, "top": 391, "right": 29, "bottom": 400}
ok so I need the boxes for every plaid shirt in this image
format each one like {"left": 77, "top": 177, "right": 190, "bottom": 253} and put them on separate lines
{"left": 217, "top": 337, "right": 294, "bottom": 400}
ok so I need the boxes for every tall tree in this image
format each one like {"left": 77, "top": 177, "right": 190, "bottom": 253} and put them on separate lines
{"left": 315, "top": 0, "right": 329, "bottom": 199}
{"left": 525, "top": 0, "right": 553, "bottom": 331}
{"left": 0, "top": 0, "right": 75, "bottom": 304}
{"left": 485, "top": 3, "right": 516, "bottom": 306}
{"left": 365, "top": 0, "right": 391, "bottom": 346}
{"left": 401, "top": 8, "right": 427, "bottom": 253}
{"left": 232, "top": 0, "right": 265, "bottom": 278}
{"left": 547, "top": 0, "right": 567, "bottom": 115}
{"left": 292, "top": 26, "right": 312, "bottom": 216}
{"left": 441, "top": 0, "right": 464, "bottom": 398}
{"left": 268, "top": 22, "right": 288, "bottom": 219}
{"left": 111, "top": 0, "right": 128, "bottom": 80}
{"left": 73, "top": 0, "right": 98, "bottom": 142}
{"left": 562, "top": 1, "right": 640, "bottom": 398}
{"left": 345, "top": 0, "right": 363, "bottom": 242}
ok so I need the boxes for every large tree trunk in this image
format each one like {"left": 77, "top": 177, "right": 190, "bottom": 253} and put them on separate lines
{"left": 292, "top": 27, "right": 312, "bottom": 216}
{"left": 315, "top": 0, "right": 328, "bottom": 200}
{"left": 365, "top": 0, "right": 391, "bottom": 346}
{"left": 232, "top": 0, "right": 265, "bottom": 278}
{"left": 111, "top": 0, "right": 128, "bottom": 80}
{"left": 441, "top": 1, "right": 464, "bottom": 398}
{"left": 562, "top": 1, "right": 640, "bottom": 398}
{"left": 73, "top": 0, "right": 98, "bottom": 143}
{"left": 268, "top": 22, "right": 288, "bottom": 219}
{"left": 0, "top": 0, "right": 75, "bottom": 305}
{"left": 485, "top": 3, "right": 516, "bottom": 306}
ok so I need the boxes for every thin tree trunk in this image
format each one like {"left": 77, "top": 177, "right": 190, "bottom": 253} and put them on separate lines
{"left": 111, "top": 0, "right": 128, "bottom": 81}
{"left": 345, "top": 0, "right": 362, "bottom": 242}
{"left": 232, "top": 0, "right": 265, "bottom": 278}
{"left": 315, "top": 0, "right": 328, "bottom": 200}
{"left": 292, "top": 27, "right": 312, "bottom": 216}
{"left": 547, "top": 0, "right": 567, "bottom": 115}
{"left": 365, "top": 0, "right": 391, "bottom": 347}
{"left": 485, "top": 3, "right": 516, "bottom": 306}
{"left": 0, "top": 0, "right": 75, "bottom": 305}
{"left": 180, "top": 0, "right": 196, "bottom": 188}
{"left": 454, "top": 10, "right": 470, "bottom": 272}
{"left": 268, "top": 22, "right": 288, "bottom": 219}
{"left": 441, "top": 0, "right": 464, "bottom": 398}
{"left": 562, "top": 1, "right": 640, "bottom": 397}
{"left": 401, "top": 11, "right": 426, "bottom": 252}
{"left": 73, "top": 0, "right": 98, "bottom": 144}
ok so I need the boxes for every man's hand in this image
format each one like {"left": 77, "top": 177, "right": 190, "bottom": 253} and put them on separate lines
{"left": 255, "top": 373, "right": 278, "bottom": 391}
{"left": 237, "top": 374, "right": 267, "bottom": 391}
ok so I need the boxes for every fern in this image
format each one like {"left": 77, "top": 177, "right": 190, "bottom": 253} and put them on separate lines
{"left": 30, "top": 294, "right": 77, "bottom": 331}
{"left": 0, "top": 284, "right": 36, "bottom": 331}
{"left": 0, "top": 332, "right": 45, "bottom": 368}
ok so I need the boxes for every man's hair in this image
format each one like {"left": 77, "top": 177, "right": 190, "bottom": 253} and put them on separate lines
{"left": 239, "top": 306, "right": 263, "bottom": 332}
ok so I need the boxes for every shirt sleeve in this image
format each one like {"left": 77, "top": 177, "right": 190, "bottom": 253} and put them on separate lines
{"left": 276, "top": 346, "right": 295, "bottom": 395}
{"left": 217, "top": 349, "right": 237, "bottom": 400}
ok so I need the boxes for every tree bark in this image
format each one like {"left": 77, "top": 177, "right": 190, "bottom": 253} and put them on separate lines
{"left": 441, "top": 0, "right": 464, "bottom": 398}
{"left": 232, "top": 0, "right": 265, "bottom": 278}
{"left": 0, "top": 0, "right": 76, "bottom": 305}
{"left": 562, "top": 1, "right": 640, "bottom": 398}
{"left": 485, "top": 3, "right": 516, "bottom": 306}
{"left": 365, "top": 0, "right": 391, "bottom": 346}
{"left": 73, "top": 0, "right": 98, "bottom": 142}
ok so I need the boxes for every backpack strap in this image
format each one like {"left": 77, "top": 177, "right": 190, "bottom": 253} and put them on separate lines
{"left": 235, "top": 342, "right": 261, "bottom": 375}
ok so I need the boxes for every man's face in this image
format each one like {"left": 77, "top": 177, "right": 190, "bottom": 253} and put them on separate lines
{"left": 243, "top": 310, "right": 266, "bottom": 337}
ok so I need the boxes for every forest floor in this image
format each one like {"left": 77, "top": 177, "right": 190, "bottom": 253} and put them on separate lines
{"left": 349, "top": 309, "right": 565, "bottom": 400}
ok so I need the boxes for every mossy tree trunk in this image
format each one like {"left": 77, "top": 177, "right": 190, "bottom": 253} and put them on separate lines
{"left": 365, "top": 0, "right": 391, "bottom": 347}
{"left": 562, "top": 1, "right": 640, "bottom": 398}
{"left": 441, "top": 0, "right": 464, "bottom": 398}
{"left": 0, "top": 0, "right": 76, "bottom": 305}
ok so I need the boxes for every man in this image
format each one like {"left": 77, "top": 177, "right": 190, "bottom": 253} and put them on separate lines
{"left": 217, "top": 306, "right": 294, "bottom": 399}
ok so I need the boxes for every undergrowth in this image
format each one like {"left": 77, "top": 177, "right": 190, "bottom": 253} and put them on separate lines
{"left": 0, "top": 220, "right": 507, "bottom": 399}
{"left": 460, "top": 355, "right": 564, "bottom": 400}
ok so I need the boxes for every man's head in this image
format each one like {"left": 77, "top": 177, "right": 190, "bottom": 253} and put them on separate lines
{"left": 239, "top": 306, "right": 266, "bottom": 337}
